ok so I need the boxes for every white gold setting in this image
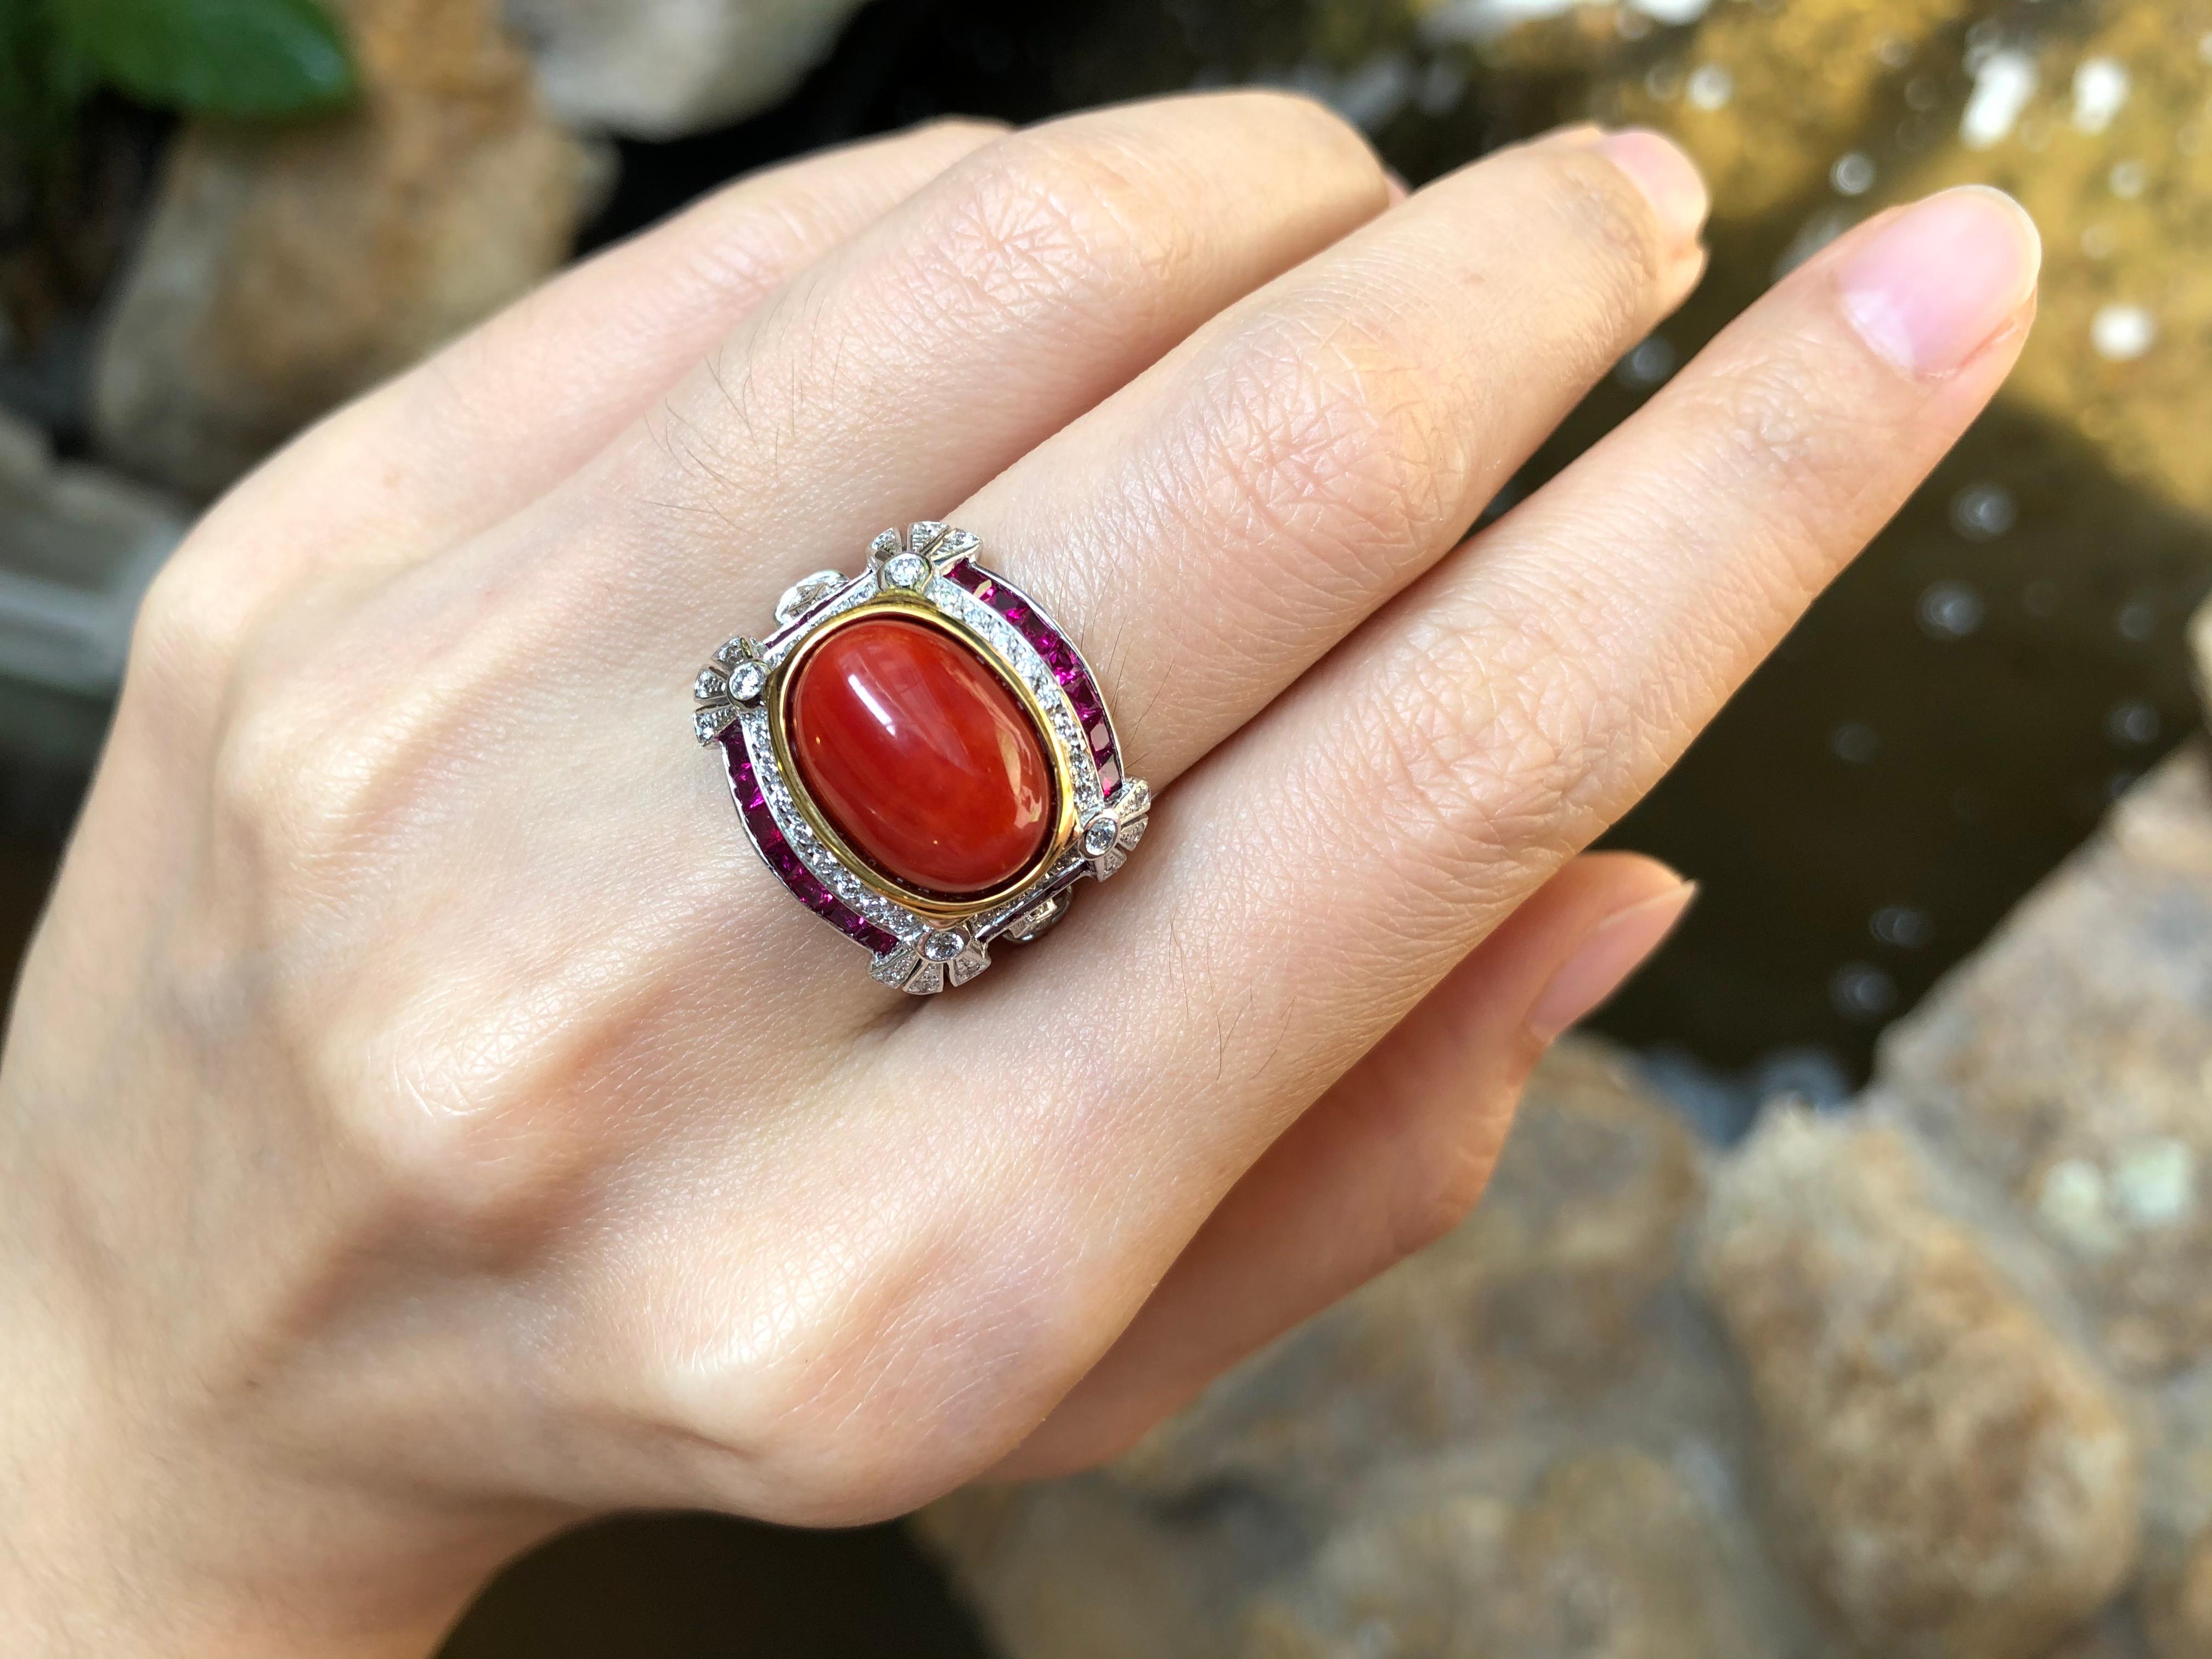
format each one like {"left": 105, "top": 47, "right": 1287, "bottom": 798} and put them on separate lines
{"left": 692, "top": 523, "right": 1152, "bottom": 995}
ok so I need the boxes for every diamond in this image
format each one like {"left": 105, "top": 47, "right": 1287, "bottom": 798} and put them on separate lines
{"left": 923, "top": 930, "right": 967, "bottom": 962}
{"left": 695, "top": 669, "right": 727, "bottom": 702}
{"left": 1082, "top": 816, "right": 1120, "bottom": 859}
{"left": 729, "top": 660, "right": 768, "bottom": 703}
{"left": 775, "top": 569, "right": 847, "bottom": 626}
{"left": 885, "top": 552, "right": 929, "bottom": 589}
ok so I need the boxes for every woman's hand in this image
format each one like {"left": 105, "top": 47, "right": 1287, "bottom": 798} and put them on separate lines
{"left": 0, "top": 94, "right": 2036, "bottom": 1656}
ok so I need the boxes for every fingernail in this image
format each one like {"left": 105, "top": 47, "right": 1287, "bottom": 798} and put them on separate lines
{"left": 1837, "top": 186, "right": 2042, "bottom": 377}
{"left": 1528, "top": 881, "right": 1698, "bottom": 1043}
{"left": 1594, "top": 129, "right": 1710, "bottom": 253}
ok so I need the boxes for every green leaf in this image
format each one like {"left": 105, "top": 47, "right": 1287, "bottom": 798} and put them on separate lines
{"left": 0, "top": 5, "right": 93, "bottom": 150}
{"left": 56, "top": 0, "right": 358, "bottom": 119}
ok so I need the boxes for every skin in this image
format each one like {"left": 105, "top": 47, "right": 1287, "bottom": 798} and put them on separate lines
{"left": 0, "top": 94, "right": 2036, "bottom": 1655}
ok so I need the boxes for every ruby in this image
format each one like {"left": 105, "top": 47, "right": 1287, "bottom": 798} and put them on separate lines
{"left": 790, "top": 617, "right": 1053, "bottom": 897}
{"left": 944, "top": 560, "right": 1124, "bottom": 791}
{"left": 721, "top": 734, "right": 899, "bottom": 953}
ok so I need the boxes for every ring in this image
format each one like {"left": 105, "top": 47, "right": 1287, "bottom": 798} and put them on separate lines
{"left": 692, "top": 522, "right": 1152, "bottom": 996}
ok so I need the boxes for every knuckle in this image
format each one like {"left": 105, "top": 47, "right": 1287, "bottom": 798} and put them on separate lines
{"left": 1188, "top": 308, "right": 1475, "bottom": 603}
{"left": 923, "top": 128, "right": 1200, "bottom": 321}
{"left": 1534, "top": 146, "right": 1674, "bottom": 340}
{"left": 1358, "top": 599, "right": 1620, "bottom": 879}
{"left": 328, "top": 1060, "right": 586, "bottom": 1252}
{"left": 1219, "top": 85, "right": 1378, "bottom": 172}
{"left": 128, "top": 550, "right": 251, "bottom": 707}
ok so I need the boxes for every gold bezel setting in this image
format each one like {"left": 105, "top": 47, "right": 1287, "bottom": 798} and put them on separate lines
{"left": 692, "top": 523, "right": 1152, "bottom": 996}
{"left": 765, "top": 597, "right": 1079, "bottom": 923}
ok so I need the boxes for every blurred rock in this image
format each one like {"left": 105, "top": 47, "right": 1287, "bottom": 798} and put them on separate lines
{"left": 912, "top": 1482, "right": 1224, "bottom": 1659}
{"left": 503, "top": 0, "right": 871, "bottom": 138}
{"left": 1113, "top": 1037, "right": 1705, "bottom": 1515}
{"left": 2147, "top": 1525, "right": 2212, "bottom": 1659}
{"left": 0, "top": 405, "right": 185, "bottom": 698}
{"left": 922, "top": 1040, "right": 1825, "bottom": 1657}
{"left": 91, "top": 0, "right": 589, "bottom": 498}
{"left": 1699, "top": 1108, "right": 2140, "bottom": 1658}
{"left": 1880, "top": 748, "right": 2212, "bottom": 1380}
{"left": 1483, "top": 1447, "right": 1761, "bottom": 1659}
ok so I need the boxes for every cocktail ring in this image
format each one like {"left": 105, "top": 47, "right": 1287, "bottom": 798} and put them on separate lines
{"left": 692, "top": 522, "right": 1151, "bottom": 996}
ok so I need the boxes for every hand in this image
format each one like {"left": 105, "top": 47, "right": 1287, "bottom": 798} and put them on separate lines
{"left": 0, "top": 95, "right": 2036, "bottom": 1656}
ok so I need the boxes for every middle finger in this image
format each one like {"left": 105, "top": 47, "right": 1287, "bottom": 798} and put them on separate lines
{"left": 956, "top": 126, "right": 1709, "bottom": 787}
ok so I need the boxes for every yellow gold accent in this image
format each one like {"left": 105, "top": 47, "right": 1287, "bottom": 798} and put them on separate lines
{"left": 766, "top": 596, "right": 1078, "bottom": 922}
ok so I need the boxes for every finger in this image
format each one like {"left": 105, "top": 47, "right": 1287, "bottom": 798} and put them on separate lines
{"left": 157, "top": 121, "right": 1006, "bottom": 635}
{"left": 933, "top": 185, "right": 2037, "bottom": 1437}
{"left": 1000, "top": 854, "right": 1691, "bottom": 1480}
{"left": 949, "top": 126, "right": 1709, "bottom": 786}
{"left": 543, "top": 91, "right": 1395, "bottom": 648}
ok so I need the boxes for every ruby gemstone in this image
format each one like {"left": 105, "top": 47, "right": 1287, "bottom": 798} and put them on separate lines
{"left": 789, "top": 617, "right": 1053, "bottom": 897}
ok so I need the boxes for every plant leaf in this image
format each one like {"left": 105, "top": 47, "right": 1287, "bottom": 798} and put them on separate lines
{"left": 57, "top": 0, "right": 358, "bottom": 119}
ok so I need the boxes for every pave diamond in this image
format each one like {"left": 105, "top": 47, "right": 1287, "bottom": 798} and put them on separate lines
{"left": 775, "top": 569, "right": 847, "bottom": 626}
{"left": 695, "top": 669, "right": 727, "bottom": 702}
{"left": 729, "top": 660, "right": 768, "bottom": 703}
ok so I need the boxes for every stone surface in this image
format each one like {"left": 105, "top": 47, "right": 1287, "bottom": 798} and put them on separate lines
{"left": 2147, "top": 1525, "right": 2212, "bottom": 1659}
{"left": 502, "top": 0, "right": 871, "bottom": 138}
{"left": 1880, "top": 748, "right": 2212, "bottom": 1381}
{"left": 791, "top": 617, "right": 1053, "bottom": 897}
{"left": 0, "top": 404, "right": 187, "bottom": 702}
{"left": 920, "top": 1040, "right": 1830, "bottom": 1658}
{"left": 1111, "top": 1038, "right": 1706, "bottom": 1514}
{"left": 1698, "top": 1107, "right": 2141, "bottom": 1659}
{"left": 91, "top": 0, "right": 589, "bottom": 498}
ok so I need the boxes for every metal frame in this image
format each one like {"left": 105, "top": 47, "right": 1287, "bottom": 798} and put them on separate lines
{"left": 692, "top": 522, "right": 1152, "bottom": 996}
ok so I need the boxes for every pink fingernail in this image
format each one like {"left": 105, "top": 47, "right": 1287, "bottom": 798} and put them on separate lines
{"left": 1837, "top": 187, "right": 2042, "bottom": 378}
{"left": 1594, "top": 129, "right": 1710, "bottom": 253}
{"left": 1528, "top": 881, "right": 1698, "bottom": 1043}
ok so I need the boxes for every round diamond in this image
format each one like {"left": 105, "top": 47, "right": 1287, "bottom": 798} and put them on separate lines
{"left": 885, "top": 552, "right": 928, "bottom": 589}
{"left": 729, "top": 661, "right": 768, "bottom": 703}
{"left": 1082, "top": 816, "right": 1120, "bottom": 859}
{"left": 923, "top": 930, "right": 967, "bottom": 962}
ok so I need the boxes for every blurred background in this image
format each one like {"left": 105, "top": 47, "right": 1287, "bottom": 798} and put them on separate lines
{"left": 4, "top": 0, "right": 2209, "bottom": 1654}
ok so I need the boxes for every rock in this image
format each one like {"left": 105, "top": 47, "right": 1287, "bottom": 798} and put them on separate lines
{"left": 1235, "top": 1488, "right": 1516, "bottom": 1658}
{"left": 919, "top": 1040, "right": 1826, "bottom": 1657}
{"left": 1879, "top": 747, "right": 2212, "bottom": 1381}
{"left": 2146, "top": 1525, "right": 2212, "bottom": 1659}
{"left": 1114, "top": 1037, "right": 1705, "bottom": 1514}
{"left": 913, "top": 1482, "right": 1226, "bottom": 1659}
{"left": 501, "top": 0, "right": 871, "bottom": 139}
{"left": 1481, "top": 1448, "right": 1763, "bottom": 1659}
{"left": 1698, "top": 1107, "right": 2141, "bottom": 1659}
{"left": 2140, "top": 1372, "right": 2212, "bottom": 1659}
{"left": 1235, "top": 1448, "right": 1759, "bottom": 1659}
{"left": 91, "top": 0, "right": 590, "bottom": 498}
{"left": 0, "top": 405, "right": 187, "bottom": 698}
